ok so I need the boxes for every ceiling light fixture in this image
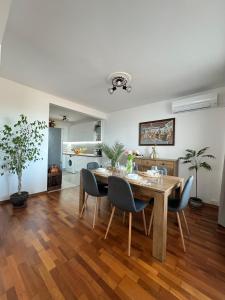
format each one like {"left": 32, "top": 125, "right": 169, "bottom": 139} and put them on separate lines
{"left": 108, "top": 72, "right": 132, "bottom": 95}
{"left": 62, "top": 115, "right": 69, "bottom": 121}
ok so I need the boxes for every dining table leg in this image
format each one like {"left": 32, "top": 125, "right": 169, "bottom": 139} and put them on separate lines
{"left": 152, "top": 191, "right": 168, "bottom": 262}
{"left": 79, "top": 170, "right": 85, "bottom": 214}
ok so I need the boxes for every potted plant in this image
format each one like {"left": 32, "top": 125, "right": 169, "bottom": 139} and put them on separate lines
{"left": 101, "top": 142, "right": 125, "bottom": 168}
{"left": 0, "top": 114, "right": 47, "bottom": 208}
{"left": 179, "top": 147, "right": 215, "bottom": 208}
{"left": 125, "top": 150, "right": 137, "bottom": 173}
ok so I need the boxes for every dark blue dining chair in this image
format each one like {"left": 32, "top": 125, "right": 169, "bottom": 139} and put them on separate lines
{"left": 87, "top": 162, "right": 99, "bottom": 170}
{"left": 87, "top": 161, "right": 108, "bottom": 190}
{"left": 148, "top": 176, "right": 193, "bottom": 252}
{"left": 156, "top": 166, "right": 168, "bottom": 175}
{"left": 80, "top": 168, "right": 108, "bottom": 229}
{"left": 104, "top": 176, "right": 151, "bottom": 256}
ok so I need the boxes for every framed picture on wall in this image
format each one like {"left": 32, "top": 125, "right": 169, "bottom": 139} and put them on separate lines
{"left": 139, "top": 118, "right": 175, "bottom": 146}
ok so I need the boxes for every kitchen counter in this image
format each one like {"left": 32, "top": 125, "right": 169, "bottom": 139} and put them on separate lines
{"left": 135, "top": 156, "right": 178, "bottom": 162}
{"left": 63, "top": 152, "right": 102, "bottom": 157}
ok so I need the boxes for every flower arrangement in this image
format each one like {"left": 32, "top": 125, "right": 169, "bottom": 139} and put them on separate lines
{"left": 125, "top": 150, "right": 140, "bottom": 173}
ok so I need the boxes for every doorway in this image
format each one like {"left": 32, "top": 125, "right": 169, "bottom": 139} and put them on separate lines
{"left": 47, "top": 104, "right": 102, "bottom": 191}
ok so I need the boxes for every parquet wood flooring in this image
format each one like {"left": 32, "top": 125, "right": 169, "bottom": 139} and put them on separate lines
{"left": 0, "top": 187, "right": 225, "bottom": 300}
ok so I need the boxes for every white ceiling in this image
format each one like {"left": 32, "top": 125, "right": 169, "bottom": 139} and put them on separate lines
{"left": 49, "top": 104, "right": 97, "bottom": 123}
{"left": 0, "top": 0, "right": 225, "bottom": 113}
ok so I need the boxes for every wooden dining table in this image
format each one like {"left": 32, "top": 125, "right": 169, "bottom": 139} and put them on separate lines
{"left": 79, "top": 169, "right": 184, "bottom": 262}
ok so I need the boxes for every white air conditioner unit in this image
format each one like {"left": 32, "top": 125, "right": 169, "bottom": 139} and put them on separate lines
{"left": 172, "top": 93, "right": 218, "bottom": 114}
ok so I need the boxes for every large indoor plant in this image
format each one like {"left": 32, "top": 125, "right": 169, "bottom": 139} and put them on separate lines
{"left": 101, "top": 142, "right": 125, "bottom": 168}
{"left": 0, "top": 114, "right": 47, "bottom": 208}
{"left": 179, "top": 147, "right": 215, "bottom": 208}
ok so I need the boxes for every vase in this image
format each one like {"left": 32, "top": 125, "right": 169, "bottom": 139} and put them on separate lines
{"left": 150, "top": 146, "right": 158, "bottom": 159}
{"left": 111, "top": 160, "right": 116, "bottom": 168}
{"left": 126, "top": 160, "right": 133, "bottom": 174}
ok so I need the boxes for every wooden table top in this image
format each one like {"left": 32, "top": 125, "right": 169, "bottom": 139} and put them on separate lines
{"left": 93, "top": 169, "right": 183, "bottom": 194}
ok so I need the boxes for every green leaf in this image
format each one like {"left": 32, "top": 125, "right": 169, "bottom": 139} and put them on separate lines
{"left": 182, "top": 160, "right": 192, "bottom": 164}
{"left": 196, "top": 147, "right": 209, "bottom": 156}
{"left": 189, "top": 166, "right": 197, "bottom": 171}
{"left": 185, "top": 149, "right": 196, "bottom": 155}
{"left": 201, "top": 154, "right": 215, "bottom": 159}
{"left": 199, "top": 162, "right": 212, "bottom": 171}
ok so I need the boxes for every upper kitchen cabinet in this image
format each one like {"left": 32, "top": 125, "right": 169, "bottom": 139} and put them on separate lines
{"left": 68, "top": 120, "right": 102, "bottom": 142}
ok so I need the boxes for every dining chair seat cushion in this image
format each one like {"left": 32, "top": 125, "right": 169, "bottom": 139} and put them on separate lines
{"left": 168, "top": 198, "right": 182, "bottom": 212}
{"left": 134, "top": 198, "right": 151, "bottom": 212}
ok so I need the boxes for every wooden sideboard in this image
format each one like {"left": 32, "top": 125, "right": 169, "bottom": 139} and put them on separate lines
{"left": 134, "top": 157, "right": 179, "bottom": 176}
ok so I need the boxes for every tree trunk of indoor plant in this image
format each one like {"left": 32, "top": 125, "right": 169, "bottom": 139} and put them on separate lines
{"left": 189, "top": 168, "right": 203, "bottom": 208}
{"left": 10, "top": 172, "right": 29, "bottom": 208}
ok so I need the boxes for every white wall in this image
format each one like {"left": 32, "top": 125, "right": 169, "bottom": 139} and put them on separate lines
{"left": 104, "top": 88, "right": 225, "bottom": 205}
{"left": 0, "top": 77, "right": 105, "bottom": 201}
{"left": 0, "top": 0, "right": 11, "bottom": 45}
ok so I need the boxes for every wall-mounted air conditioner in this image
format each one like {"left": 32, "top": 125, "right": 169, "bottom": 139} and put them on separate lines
{"left": 172, "top": 93, "right": 218, "bottom": 114}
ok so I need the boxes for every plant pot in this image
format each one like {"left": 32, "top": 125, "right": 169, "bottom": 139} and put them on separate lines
{"left": 10, "top": 191, "right": 29, "bottom": 208}
{"left": 189, "top": 197, "right": 203, "bottom": 208}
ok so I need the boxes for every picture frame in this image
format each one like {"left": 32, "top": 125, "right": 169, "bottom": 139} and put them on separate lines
{"left": 139, "top": 118, "right": 175, "bottom": 146}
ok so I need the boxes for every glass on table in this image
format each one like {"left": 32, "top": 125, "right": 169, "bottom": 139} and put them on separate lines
{"left": 151, "top": 165, "right": 158, "bottom": 172}
{"left": 115, "top": 161, "right": 120, "bottom": 169}
{"left": 103, "top": 160, "right": 111, "bottom": 169}
{"left": 133, "top": 162, "right": 138, "bottom": 173}
{"left": 157, "top": 170, "right": 164, "bottom": 185}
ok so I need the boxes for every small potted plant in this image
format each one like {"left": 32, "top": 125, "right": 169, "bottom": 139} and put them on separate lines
{"left": 125, "top": 150, "right": 137, "bottom": 173}
{"left": 0, "top": 114, "right": 47, "bottom": 208}
{"left": 179, "top": 147, "right": 215, "bottom": 208}
{"left": 101, "top": 142, "right": 125, "bottom": 168}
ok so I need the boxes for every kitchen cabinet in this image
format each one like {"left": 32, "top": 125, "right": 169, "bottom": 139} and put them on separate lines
{"left": 64, "top": 154, "right": 102, "bottom": 173}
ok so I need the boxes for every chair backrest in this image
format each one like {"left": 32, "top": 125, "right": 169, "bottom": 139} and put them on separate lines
{"left": 81, "top": 168, "right": 99, "bottom": 197}
{"left": 108, "top": 176, "right": 136, "bottom": 212}
{"left": 156, "top": 165, "right": 168, "bottom": 175}
{"left": 87, "top": 162, "right": 99, "bottom": 170}
{"left": 178, "top": 176, "right": 194, "bottom": 210}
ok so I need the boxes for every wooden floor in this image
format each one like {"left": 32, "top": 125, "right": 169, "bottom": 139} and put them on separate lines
{"left": 0, "top": 187, "right": 225, "bottom": 300}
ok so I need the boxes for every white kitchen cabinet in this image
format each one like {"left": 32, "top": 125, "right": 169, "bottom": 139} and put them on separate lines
{"left": 72, "top": 156, "right": 102, "bottom": 172}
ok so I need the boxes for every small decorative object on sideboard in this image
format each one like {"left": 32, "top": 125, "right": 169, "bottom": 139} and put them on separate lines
{"left": 0, "top": 114, "right": 47, "bottom": 208}
{"left": 150, "top": 145, "right": 158, "bottom": 159}
{"left": 179, "top": 147, "right": 215, "bottom": 208}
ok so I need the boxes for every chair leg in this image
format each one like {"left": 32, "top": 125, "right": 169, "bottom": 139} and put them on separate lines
{"left": 128, "top": 212, "right": 132, "bottom": 256}
{"left": 142, "top": 210, "right": 147, "bottom": 236}
{"left": 92, "top": 197, "right": 98, "bottom": 229}
{"left": 98, "top": 197, "right": 102, "bottom": 211}
{"left": 80, "top": 194, "right": 88, "bottom": 218}
{"left": 148, "top": 206, "right": 154, "bottom": 236}
{"left": 181, "top": 210, "right": 190, "bottom": 237}
{"left": 122, "top": 211, "right": 126, "bottom": 224}
{"left": 104, "top": 206, "right": 115, "bottom": 239}
{"left": 176, "top": 212, "right": 186, "bottom": 252}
